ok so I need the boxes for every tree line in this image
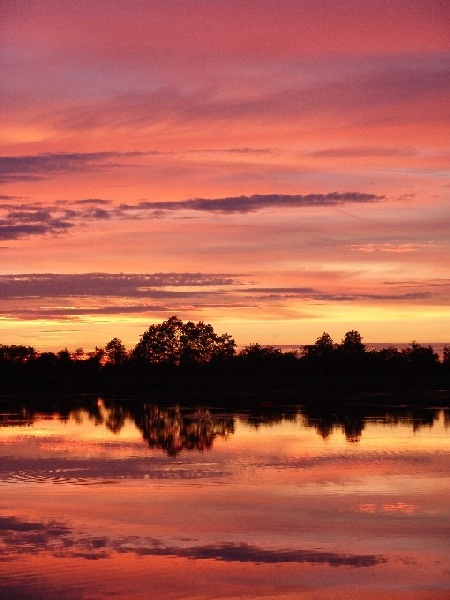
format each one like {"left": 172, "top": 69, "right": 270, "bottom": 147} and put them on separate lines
{"left": 1, "top": 315, "right": 450, "bottom": 392}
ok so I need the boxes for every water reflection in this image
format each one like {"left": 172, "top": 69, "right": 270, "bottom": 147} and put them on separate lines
{"left": 0, "top": 395, "right": 448, "bottom": 454}
{"left": 1, "top": 394, "right": 449, "bottom": 600}
{"left": 301, "top": 404, "right": 447, "bottom": 442}
{"left": 137, "top": 405, "right": 235, "bottom": 455}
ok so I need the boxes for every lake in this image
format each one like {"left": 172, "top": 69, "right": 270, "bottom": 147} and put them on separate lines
{"left": 0, "top": 395, "right": 449, "bottom": 599}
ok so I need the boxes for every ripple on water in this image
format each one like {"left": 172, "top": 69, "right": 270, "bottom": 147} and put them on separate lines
{"left": 4, "top": 470, "right": 118, "bottom": 486}
{"left": 2, "top": 461, "right": 231, "bottom": 486}
{"left": 0, "top": 559, "right": 99, "bottom": 600}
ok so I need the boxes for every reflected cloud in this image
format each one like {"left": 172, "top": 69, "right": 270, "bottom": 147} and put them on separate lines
{"left": 0, "top": 516, "right": 70, "bottom": 535}
{"left": 359, "top": 503, "right": 416, "bottom": 515}
{"left": 0, "top": 516, "right": 387, "bottom": 567}
{"left": 359, "top": 504, "right": 377, "bottom": 513}
{"left": 382, "top": 503, "right": 416, "bottom": 514}
{"left": 127, "top": 541, "right": 387, "bottom": 567}
{"left": 0, "top": 516, "right": 109, "bottom": 561}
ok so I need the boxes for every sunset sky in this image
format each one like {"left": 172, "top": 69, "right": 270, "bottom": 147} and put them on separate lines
{"left": 1, "top": 0, "right": 449, "bottom": 352}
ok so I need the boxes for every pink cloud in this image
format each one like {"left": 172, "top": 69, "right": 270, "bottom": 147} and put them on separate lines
{"left": 1, "top": 1, "right": 449, "bottom": 349}
{"left": 3, "top": 1, "right": 448, "bottom": 62}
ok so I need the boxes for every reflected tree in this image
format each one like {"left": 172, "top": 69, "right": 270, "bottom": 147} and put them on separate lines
{"left": 1, "top": 396, "right": 447, "bottom": 453}
{"left": 105, "top": 403, "right": 127, "bottom": 433}
{"left": 136, "top": 404, "right": 235, "bottom": 456}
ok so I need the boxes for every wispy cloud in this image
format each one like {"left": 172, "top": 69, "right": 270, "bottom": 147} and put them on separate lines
{"left": 0, "top": 274, "right": 436, "bottom": 304}
{"left": 383, "top": 278, "right": 450, "bottom": 288}
{"left": 0, "top": 151, "right": 153, "bottom": 184}
{"left": 1, "top": 1, "right": 448, "bottom": 347}
{"left": 0, "top": 199, "right": 112, "bottom": 240}
{"left": 0, "top": 207, "right": 73, "bottom": 240}
{"left": 0, "top": 149, "right": 273, "bottom": 186}
{"left": 347, "top": 242, "right": 436, "bottom": 253}
{"left": 120, "top": 192, "right": 383, "bottom": 215}
{"left": 0, "top": 273, "right": 240, "bottom": 300}
{"left": 0, "top": 191, "right": 384, "bottom": 239}
{"left": 0, "top": 274, "right": 434, "bottom": 324}
{"left": 246, "top": 287, "right": 430, "bottom": 302}
{"left": 309, "top": 146, "right": 417, "bottom": 158}
{"left": 41, "top": 60, "right": 450, "bottom": 134}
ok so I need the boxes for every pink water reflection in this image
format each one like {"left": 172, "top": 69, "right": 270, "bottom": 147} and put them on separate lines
{"left": 0, "top": 398, "right": 449, "bottom": 599}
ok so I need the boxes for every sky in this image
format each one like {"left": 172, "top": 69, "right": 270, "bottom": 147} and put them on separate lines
{"left": 0, "top": 0, "right": 449, "bottom": 352}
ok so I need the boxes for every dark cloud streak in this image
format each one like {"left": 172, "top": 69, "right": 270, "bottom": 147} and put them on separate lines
{"left": 121, "top": 192, "right": 384, "bottom": 215}
{"left": 0, "top": 151, "right": 153, "bottom": 184}
{"left": 0, "top": 273, "right": 240, "bottom": 300}
{"left": 248, "top": 287, "right": 430, "bottom": 301}
{"left": 0, "top": 274, "right": 434, "bottom": 323}
{"left": 0, "top": 222, "right": 73, "bottom": 240}
{"left": 0, "top": 191, "right": 384, "bottom": 240}
{"left": 309, "top": 146, "right": 417, "bottom": 158}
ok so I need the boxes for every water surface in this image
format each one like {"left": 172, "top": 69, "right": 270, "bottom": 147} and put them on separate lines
{"left": 1, "top": 396, "right": 449, "bottom": 599}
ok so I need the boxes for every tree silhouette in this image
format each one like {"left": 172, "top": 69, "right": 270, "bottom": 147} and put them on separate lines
{"left": 239, "top": 343, "right": 284, "bottom": 360}
{"left": 401, "top": 341, "right": 440, "bottom": 386}
{"left": 35, "top": 351, "right": 58, "bottom": 367}
{"left": 72, "top": 347, "right": 85, "bottom": 361}
{"left": 302, "top": 332, "right": 335, "bottom": 357}
{"left": 57, "top": 348, "right": 72, "bottom": 363}
{"left": 180, "top": 320, "right": 236, "bottom": 364}
{"left": 132, "top": 316, "right": 235, "bottom": 366}
{"left": 341, "top": 330, "right": 365, "bottom": 353}
{"left": 105, "top": 338, "right": 127, "bottom": 365}
{"left": 87, "top": 346, "right": 106, "bottom": 365}
{"left": 0, "top": 344, "right": 36, "bottom": 363}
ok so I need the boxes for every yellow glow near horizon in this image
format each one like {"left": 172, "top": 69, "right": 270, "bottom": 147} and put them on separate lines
{"left": 1, "top": 300, "right": 450, "bottom": 351}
